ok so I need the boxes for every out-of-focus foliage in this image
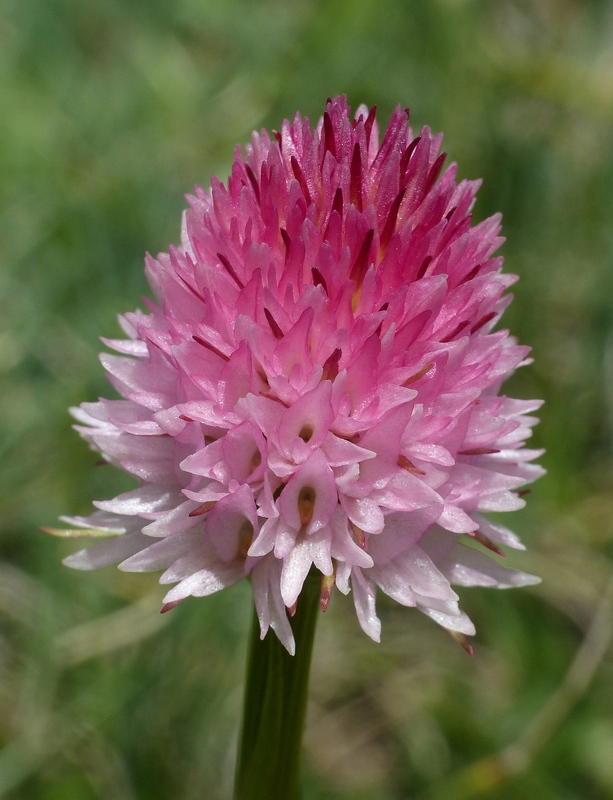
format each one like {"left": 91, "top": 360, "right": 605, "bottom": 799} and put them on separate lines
{"left": 1, "top": 0, "right": 613, "bottom": 797}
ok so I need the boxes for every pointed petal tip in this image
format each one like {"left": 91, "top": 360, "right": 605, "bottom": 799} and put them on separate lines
{"left": 161, "top": 599, "right": 183, "bottom": 613}
{"left": 448, "top": 629, "right": 475, "bottom": 655}
{"left": 468, "top": 529, "right": 506, "bottom": 557}
{"left": 509, "top": 572, "right": 541, "bottom": 588}
{"left": 62, "top": 551, "right": 94, "bottom": 570}
{"left": 42, "top": 526, "right": 121, "bottom": 539}
{"left": 320, "top": 571, "right": 335, "bottom": 612}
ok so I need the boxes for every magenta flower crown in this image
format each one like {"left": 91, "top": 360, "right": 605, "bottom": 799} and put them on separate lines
{"left": 57, "top": 97, "right": 543, "bottom": 654}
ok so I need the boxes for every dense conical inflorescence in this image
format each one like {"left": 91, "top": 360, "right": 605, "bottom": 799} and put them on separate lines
{"left": 56, "top": 97, "right": 543, "bottom": 654}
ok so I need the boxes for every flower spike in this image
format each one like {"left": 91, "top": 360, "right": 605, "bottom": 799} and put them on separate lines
{"left": 56, "top": 97, "right": 543, "bottom": 652}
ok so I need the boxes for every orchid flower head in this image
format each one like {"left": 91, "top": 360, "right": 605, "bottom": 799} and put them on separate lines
{"left": 53, "top": 97, "right": 543, "bottom": 655}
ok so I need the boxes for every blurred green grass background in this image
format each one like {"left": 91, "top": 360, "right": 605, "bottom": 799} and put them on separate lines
{"left": 2, "top": 0, "right": 613, "bottom": 797}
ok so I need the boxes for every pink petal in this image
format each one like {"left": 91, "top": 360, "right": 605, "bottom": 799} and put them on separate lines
{"left": 351, "top": 569, "right": 381, "bottom": 642}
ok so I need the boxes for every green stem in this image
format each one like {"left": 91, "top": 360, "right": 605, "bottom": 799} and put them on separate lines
{"left": 234, "top": 571, "right": 320, "bottom": 800}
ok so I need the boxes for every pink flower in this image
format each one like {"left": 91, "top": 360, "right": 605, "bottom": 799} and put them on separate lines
{"left": 57, "top": 97, "right": 543, "bottom": 654}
